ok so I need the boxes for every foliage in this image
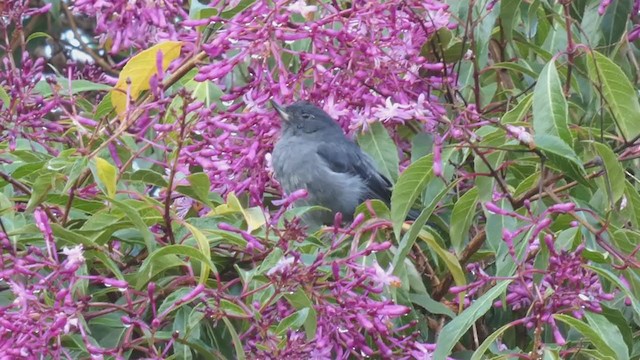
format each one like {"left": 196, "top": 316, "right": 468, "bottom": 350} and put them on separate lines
{"left": 1, "top": 0, "right": 640, "bottom": 359}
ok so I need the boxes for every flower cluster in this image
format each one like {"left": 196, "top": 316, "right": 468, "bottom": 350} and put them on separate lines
{"left": 452, "top": 202, "right": 615, "bottom": 345}
{"left": 231, "top": 231, "right": 438, "bottom": 359}
{"left": 180, "top": 0, "right": 452, "bottom": 204}
{"left": 72, "top": 0, "right": 190, "bottom": 54}
{"left": 0, "top": 228, "right": 86, "bottom": 358}
{"left": 0, "top": 53, "right": 63, "bottom": 153}
{"left": 495, "top": 240, "right": 614, "bottom": 345}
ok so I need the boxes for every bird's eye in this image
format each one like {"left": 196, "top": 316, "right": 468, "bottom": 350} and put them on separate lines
{"left": 301, "top": 113, "right": 311, "bottom": 120}
{"left": 296, "top": 123, "right": 304, "bottom": 129}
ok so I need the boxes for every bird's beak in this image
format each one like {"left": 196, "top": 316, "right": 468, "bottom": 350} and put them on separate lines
{"left": 270, "top": 100, "right": 290, "bottom": 122}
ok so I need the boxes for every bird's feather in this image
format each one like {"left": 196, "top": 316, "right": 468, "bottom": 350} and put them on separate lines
{"left": 316, "top": 141, "right": 392, "bottom": 204}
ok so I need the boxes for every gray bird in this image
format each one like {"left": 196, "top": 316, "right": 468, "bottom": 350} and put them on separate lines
{"left": 271, "top": 100, "right": 398, "bottom": 227}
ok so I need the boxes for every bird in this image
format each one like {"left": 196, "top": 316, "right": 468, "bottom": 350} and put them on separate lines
{"left": 271, "top": 100, "right": 414, "bottom": 228}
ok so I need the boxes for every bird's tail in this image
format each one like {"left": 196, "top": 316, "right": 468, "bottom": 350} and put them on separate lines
{"left": 406, "top": 209, "right": 422, "bottom": 221}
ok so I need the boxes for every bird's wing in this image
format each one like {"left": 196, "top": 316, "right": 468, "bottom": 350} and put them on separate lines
{"left": 316, "top": 141, "right": 392, "bottom": 203}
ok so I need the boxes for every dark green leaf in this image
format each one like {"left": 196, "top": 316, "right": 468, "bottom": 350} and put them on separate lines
{"left": 274, "top": 308, "right": 309, "bottom": 336}
{"left": 584, "top": 311, "right": 629, "bottom": 360}
{"left": 0, "top": 85, "right": 9, "bottom": 108}
{"left": 33, "top": 78, "right": 112, "bottom": 98}
{"left": 587, "top": 51, "right": 640, "bottom": 141}
{"left": 110, "top": 199, "right": 156, "bottom": 252}
{"left": 592, "top": 142, "right": 625, "bottom": 209}
{"left": 554, "top": 314, "right": 617, "bottom": 359}
{"left": 158, "top": 288, "right": 198, "bottom": 316}
{"left": 26, "top": 173, "right": 55, "bottom": 212}
{"left": 95, "top": 93, "right": 114, "bottom": 119}
{"left": 221, "top": 0, "right": 256, "bottom": 19}
{"left": 128, "top": 169, "right": 168, "bottom": 187}
{"left": 285, "top": 289, "right": 318, "bottom": 340}
{"left": 533, "top": 60, "right": 572, "bottom": 145}
{"left": 501, "top": 93, "right": 533, "bottom": 124}
{"left": 357, "top": 122, "right": 399, "bottom": 182}
{"left": 393, "top": 179, "right": 457, "bottom": 272}
{"left": 599, "top": 0, "right": 632, "bottom": 47}
{"left": 222, "top": 317, "right": 246, "bottom": 360}
{"left": 391, "top": 154, "right": 434, "bottom": 239}
{"left": 450, "top": 187, "right": 479, "bottom": 254}
{"left": 534, "top": 134, "right": 588, "bottom": 186}
{"left": 434, "top": 280, "right": 512, "bottom": 360}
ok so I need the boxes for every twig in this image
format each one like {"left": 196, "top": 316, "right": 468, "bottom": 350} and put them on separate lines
{"left": 61, "top": 2, "right": 116, "bottom": 75}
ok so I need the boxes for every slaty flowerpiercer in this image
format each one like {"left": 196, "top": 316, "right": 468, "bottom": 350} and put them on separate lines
{"left": 271, "top": 100, "right": 403, "bottom": 228}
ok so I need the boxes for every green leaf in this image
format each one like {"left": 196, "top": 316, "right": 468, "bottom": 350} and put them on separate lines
{"left": 592, "top": 142, "right": 625, "bottom": 209}
{"left": 285, "top": 289, "right": 317, "bottom": 340}
{"left": 587, "top": 51, "right": 640, "bottom": 141}
{"left": 587, "top": 266, "right": 640, "bottom": 316}
{"left": 158, "top": 288, "right": 199, "bottom": 317}
{"left": 533, "top": 60, "right": 572, "bottom": 145}
{"left": 176, "top": 173, "right": 216, "bottom": 208}
{"left": 393, "top": 179, "right": 458, "bottom": 273}
{"left": 584, "top": 312, "right": 629, "bottom": 360}
{"left": 110, "top": 199, "right": 156, "bottom": 252}
{"left": 490, "top": 62, "right": 537, "bottom": 79}
{"left": 139, "top": 245, "right": 217, "bottom": 287}
{"left": 501, "top": 93, "right": 533, "bottom": 124}
{"left": 409, "top": 293, "right": 456, "bottom": 318}
{"left": 624, "top": 181, "right": 640, "bottom": 228}
{"left": 26, "top": 173, "right": 55, "bottom": 212}
{"left": 184, "top": 223, "right": 216, "bottom": 283}
{"left": 219, "top": 299, "right": 250, "bottom": 318}
{"left": 63, "top": 157, "right": 89, "bottom": 192}
{"left": 450, "top": 187, "right": 479, "bottom": 254}
{"left": 95, "top": 93, "right": 114, "bottom": 119}
{"left": 417, "top": 229, "right": 466, "bottom": 290}
{"left": 391, "top": 154, "right": 434, "bottom": 239}
{"left": 33, "top": 78, "right": 112, "bottom": 98}
{"left": 554, "top": 314, "right": 617, "bottom": 359}
{"left": 471, "top": 322, "right": 515, "bottom": 360}
{"left": 92, "top": 157, "right": 118, "bottom": 198}
{"left": 357, "top": 122, "right": 399, "bottom": 182}
{"left": 26, "top": 32, "right": 53, "bottom": 43}
{"left": 434, "top": 280, "right": 512, "bottom": 360}
{"left": 128, "top": 169, "right": 168, "bottom": 187}
{"left": 0, "top": 86, "right": 9, "bottom": 108}
{"left": 411, "top": 133, "right": 433, "bottom": 163}
{"left": 256, "top": 248, "right": 284, "bottom": 275}
{"left": 134, "top": 254, "right": 184, "bottom": 289}
{"left": 221, "top": 0, "right": 256, "bottom": 19}
{"left": 598, "top": 0, "right": 632, "bottom": 47}
{"left": 274, "top": 308, "right": 309, "bottom": 336}
{"left": 222, "top": 317, "right": 246, "bottom": 360}
{"left": 534, "top": 134, "right": 588, "bottom": 186}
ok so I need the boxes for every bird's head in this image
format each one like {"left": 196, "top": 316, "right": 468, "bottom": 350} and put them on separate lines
{"left": 271, "top": 100, "right": 342, "bottom": 136}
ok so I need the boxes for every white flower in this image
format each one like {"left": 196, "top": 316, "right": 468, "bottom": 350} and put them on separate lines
{"left": 62, "top": 245, "right": 85, "bottom": 269}
{"left": 287, "top": 0, "right": 317, "bottom": 19}
{"left": 371, "top": 262, "right": 401, "bottom": 288}
{"left": 323, "top": 94, "right": 350, "bottom": 119}
{"left": 266, "top": 256, "right": 295, "bottom": 276}
{"left": 373, "top": 97, "right": 413, "bottom": 123}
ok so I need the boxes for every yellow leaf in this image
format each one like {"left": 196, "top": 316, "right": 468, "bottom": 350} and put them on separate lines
{"left": 244, "top": 207, "right": 266, "bottom": 233}
{"left": 111, "top": 41, "right": 183, "bottom": 115}
{"left": 94, "top": 157, "right": 118, "bottom": 198}
{"left": 209, "top": 193, "right": 266, "bottom": 232}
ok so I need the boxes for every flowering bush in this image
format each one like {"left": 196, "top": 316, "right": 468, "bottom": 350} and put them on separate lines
{"left": 1, "top": 0, "right": 640, "bottom": 358}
